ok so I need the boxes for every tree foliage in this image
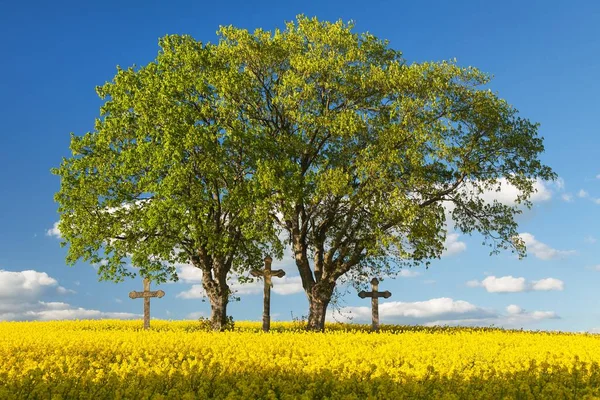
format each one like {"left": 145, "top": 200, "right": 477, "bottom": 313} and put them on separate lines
{"left": 207, "top": 16, "right": 555, "bottom": 330}
{"left": 53, "top": 35, "right": 280, "bottom": 330}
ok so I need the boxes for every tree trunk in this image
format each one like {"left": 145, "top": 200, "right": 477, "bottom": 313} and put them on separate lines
{"left": 306, "top": 282, "right": 335, "bottom": 332}
{"left": 208, "top": 291, "right": 229, "bottom": 331}
{"left": 197, "top": 257, "right": 231, "bottom": 332}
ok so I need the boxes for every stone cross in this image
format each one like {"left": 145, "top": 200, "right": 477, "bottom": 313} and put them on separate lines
{"left": 251, "top": 256, "right": 285, "bottom": 332}
{"left": 358, "top": 278, "right": 391, "bottom": 332}
{"left": 129, "top": 278, "right": 165, "bottom": 330}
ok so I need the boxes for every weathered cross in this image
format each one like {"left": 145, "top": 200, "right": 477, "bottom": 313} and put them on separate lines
{"left": 129, "top": 278, "right": 165, "bottom": 330}
{"left": 251, "top": 256, "right": 285, "bottom": 332}
{"left": 358, "top": 278, "right": 391, "bottom": 332}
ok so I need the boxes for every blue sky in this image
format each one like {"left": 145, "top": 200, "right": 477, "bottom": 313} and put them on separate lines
{"left": 1, "top": 0, "right": 599, "bottom": 331}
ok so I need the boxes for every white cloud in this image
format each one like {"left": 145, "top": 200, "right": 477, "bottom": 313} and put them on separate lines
{"left": 339, "top": 298, "right": 484, "bottom": 320}
{"left": 272, "top": 276, "right": 304, "bottom": 295}
{"left": 57, "top": 286, "right": 76, "bottom": 294}
{"left": 574, "top": 189, "right": 600, "bottom": 205}
{"left": 0, "top": 270, "right": 139, "bottom": 321}
{"left": 176, "top": 263, "right": 203, "bottom": 283}
{"left": 518, "top": 233, "right": 576, "bottom": 260}
{"left": 443, "top": 178, "right": 553, "bottom": 226}
{"left": 11, "top": 306, "right": 139, "bottom": 321}
{"left": 176, "top": 281, "right": 261, "bottom": 299}
{"left": 177, "top": 284, "right": 205, "bottom": 299}
{"left": 91, "top": 260, "right": 108, "bottom": 271}
{"left": 441, "top": 233, "right": 467, "bottom": 257}
{"left": 46, "top": 222, "right": 61, "bottom": 238}
{"left": 398, "top": 269, "right": 420, "bottom": 278}
{"left": 441, "top": 178, "right": 553, "bottom": 252}
{"left": 467, "top": 275, "right": 564, "bottom": 293}
{"left": 596, "top": 174, "right": 600, "bottom": 180}
{"left": 177, "top": 274, "right": 304, "bottom": 299}
{"left": 478, "top": 178, "right": 552, "bottom": 205}
{"left": 589, "top": 265, "right": 600, "bottom": 271}
{"left": 329, "top": 297, "right": 558, "bottom": 328}
{"left": 0, "top": 270, "right": 68, "bottom": 299}
{"left": 506, "top": 304, "right": 522, "bottom": 315}
{"left": 554, "top": 177, "right": 565, "bottom": 190}
{"left": 187, "top": 311, "right": 205, "bottom": 320}
{"left": 233, "top": 281, "right": 263, "bottom": 295}
{"left": 561, "top": 193, "right": 573, "bottom": 202}
{"left": 585, "top": 236, "right": 597, "bottom": 244}
{"left": 465, "top": 279, "right": 481, "bottom": 288}
{"left": 531, "top": 278, "right": 564, "bottom": 291}
{"left": 469, "top": 275, "right": 527, "bottom": 293}
{"left": 424, "top": 305, "right": 558, "bottom": 328}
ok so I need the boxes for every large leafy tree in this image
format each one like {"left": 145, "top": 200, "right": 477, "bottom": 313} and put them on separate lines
{"left": 53, "top": 35, "right": 279, "bottom": 331}
{"left": 208, "top": 16, "right": 555, "bottom": 331}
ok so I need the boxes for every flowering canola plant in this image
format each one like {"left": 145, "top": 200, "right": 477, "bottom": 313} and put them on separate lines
{"left": 1, "top": 320, "right": 600, "bottom": 399}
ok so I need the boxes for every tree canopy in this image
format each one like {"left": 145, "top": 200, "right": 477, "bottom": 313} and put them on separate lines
{"left": 208, "top": 16, "right": 555, "bottom": 330}
{"left": 53, "top": 35, "right": 280, "bottom": 330}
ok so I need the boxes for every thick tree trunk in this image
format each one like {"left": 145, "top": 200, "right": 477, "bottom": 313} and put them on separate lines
{"left": 208, "top": 291, "right": 229, "bottom": 331}
{"left": 196, "top": 255, "right": 231, "bottom": 332}
{"left": 306, "top": 281, "right": 335, "bottom": 332}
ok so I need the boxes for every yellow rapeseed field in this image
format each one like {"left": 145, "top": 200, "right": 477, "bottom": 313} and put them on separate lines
{"left": 1, "top": 320, "right": 600, "bottom": 399}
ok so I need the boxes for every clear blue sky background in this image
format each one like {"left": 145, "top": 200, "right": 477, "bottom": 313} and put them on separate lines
{"left": 1, "top": 0, "right": 599, "bottom": 331}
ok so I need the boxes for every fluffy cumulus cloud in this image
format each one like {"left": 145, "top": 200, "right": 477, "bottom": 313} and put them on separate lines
{"left": 441, "top": 232, "right": 467, "bottom": 257}
{"left": 425, "top": 305, "right": 558, "bottom": 328}
{"left": 328, "top": 297, "right": 558, "bottom": 328}
{"left": 0, "top": 270, "right": 73, "bottom": 299}
{"left": 271, "top": 276, "right": 304, "bottom": 295}
{"left": 477, "top": 178, "right": 553, "bottom": 205}
{"left": 0, "top": 302, "right": 139, "bottom": 321}
{"left": 330, "top": 298, "right": 491, "bottom": 322}
{"left": 46, "top": 222, "right": 61, "bottom": 238}
{"left": 518, "top": 233, "right": 575, "bottom": 260}
{"left": 176, "top": 263, "right": 203, "bottom": 283}
{"left": 530, "top": 278, "right": 564, "bottom": 291}
{"left": 467, "top": 275, "right": 564, "bottom": 293}
{"left": 0, "top": 269, "right": 138, "bottom": 321}
{"left": 440, "top": 178, "right": 554, "bottom": 258}
{"left": 442, "top": 178, "right": 554, "bottom": 222}
{"left": 466, "top": 275, "right": 527, "bottom": 293}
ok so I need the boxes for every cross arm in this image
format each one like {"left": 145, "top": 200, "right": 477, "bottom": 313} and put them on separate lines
{"left": 129, "top": 290, "right": 166, "bottom": 299}
{"left": 251, "top": 269, "right": 286, "bottom": 278}
{"left": 358, "top": 290, "right": 392, "bottom": 299}
{"left": 271, "top": 269, "right": 285, "bottom": 278}
{"left": 250, "top": 270, "right": 264, "bottom": 278}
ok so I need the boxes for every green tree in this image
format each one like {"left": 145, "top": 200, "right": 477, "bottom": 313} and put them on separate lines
{"left": 209, "top": 16, "right": 555, "bottom": 331}
{"left": 52, "top": 35, "right": 280, "bottom": 331}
